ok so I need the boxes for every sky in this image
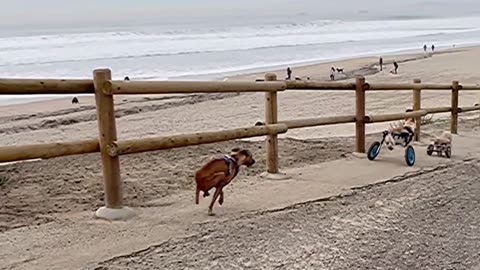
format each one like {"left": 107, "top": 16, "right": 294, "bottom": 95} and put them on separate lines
{"left": 1, "top": 0, "right": 479, "bottom": 27}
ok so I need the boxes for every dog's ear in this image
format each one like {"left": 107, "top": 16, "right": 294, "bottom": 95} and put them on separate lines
{"left": 239, "top": 149, "right": 252, "bottom": 157}
{"left": 231, "top": 148, "right": 240, "bottom": 153}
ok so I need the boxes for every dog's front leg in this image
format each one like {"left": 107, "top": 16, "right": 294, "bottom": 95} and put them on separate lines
{"left": 195, "top": 187, "right": 200, "bottom": 204}
{"left": 208, "top": 187, "right": 222, "bottom": 216}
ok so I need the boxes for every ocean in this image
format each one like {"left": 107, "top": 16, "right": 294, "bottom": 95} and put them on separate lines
{"left": 1, "top": 10, "right": 480, "bottom": 104}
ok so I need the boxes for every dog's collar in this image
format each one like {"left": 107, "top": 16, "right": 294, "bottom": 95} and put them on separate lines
{"left": 224, "top": 154, "right": 237, "bottom": 161}
{"left": 223, "top": 155, "right": 239, "bottom": 178}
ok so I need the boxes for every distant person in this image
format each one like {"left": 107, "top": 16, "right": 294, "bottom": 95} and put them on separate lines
{"left": 423, "top": 44, "right": 427, "bottom": 52}
{"left": 330, "top": 67, "right": 336, "bottom": 81}
{"left": 286, "top": 67, "right": 292, "bottom": 80}
{"left": 431, "top": 44, "right": 435, "bottom": 52}
{"left": 71, "top": 97, "right": 79, "bottom": 104}
{"left": 379, "top": 57, "right": 383, "bottom": 71}
{"left": 393, "top": 61, "right": 399, "bottom": 74}
{"left": 124, "top": 76, "right": 130, "bottom": 81}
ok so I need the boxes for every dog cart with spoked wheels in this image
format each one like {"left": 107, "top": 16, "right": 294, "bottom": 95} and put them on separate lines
{"left": 367, "top": 129, "right": 416, "bottom": 166}
{"left": 427, "top": 142, "right": 451, "bottom": 158}
{"left": 426, "top": 131, "right": 452, "bottom": 158}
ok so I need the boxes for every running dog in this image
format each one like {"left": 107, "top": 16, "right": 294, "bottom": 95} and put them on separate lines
{"left": 195, "top": 148, "right": 255, "bottom": 216}
{"left": 384, "top": 114, "right": 416, "bottom": 151}
{"left": 427, "top": 131, "right": 453, "bottom": 157}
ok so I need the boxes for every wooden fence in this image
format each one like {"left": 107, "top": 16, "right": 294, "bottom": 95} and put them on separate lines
{"left": 1, "top": 70, "right": 479, "bottom": 220}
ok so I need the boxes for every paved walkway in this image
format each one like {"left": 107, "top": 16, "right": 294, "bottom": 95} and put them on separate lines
{"left": 1, "top": 131, "right": 480, "bottom": 270}
{"left": 101, "top": 159, "right": 480, "bottom": 270}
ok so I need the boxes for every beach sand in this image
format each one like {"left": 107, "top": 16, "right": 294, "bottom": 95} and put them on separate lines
{"left": 1, "top": 47, "right": 479, "bottom": 147}
{"left": 1, "top": 47, "right": 480, "bottom": 232}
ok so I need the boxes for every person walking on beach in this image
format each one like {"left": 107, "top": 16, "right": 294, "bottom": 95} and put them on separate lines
{"left": 431, "top": 44, "right": 435, "bottom": 53}
{"left": 423, "top": 44, "right": 427, "bottom": 52}
{"left": 379, "top": 57, "right": 383, "bottom": 71}
{"left": 393, "top": 61, "right": 399, "bottom": 74}
{"left": 286, "top": 67, "right": 292, "bottom": 80}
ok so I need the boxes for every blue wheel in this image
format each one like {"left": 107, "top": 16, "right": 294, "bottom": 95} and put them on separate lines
{"left": 405, "top": 145, "right": 415, "bottom": 166}
{"left": 368, "top": 141, "right": 381, "bottom": 161}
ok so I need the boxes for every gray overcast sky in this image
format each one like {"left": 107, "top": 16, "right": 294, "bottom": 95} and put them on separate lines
{"left": 3, "top": 0, "right": 289, "bottom": 25}
{"left": 1, "top": 0, "right": 479, "bottom": 26}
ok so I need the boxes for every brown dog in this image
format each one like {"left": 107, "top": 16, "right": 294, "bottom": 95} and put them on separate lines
{"left": 195, "top": 148, "right": 255, "bottom": 216}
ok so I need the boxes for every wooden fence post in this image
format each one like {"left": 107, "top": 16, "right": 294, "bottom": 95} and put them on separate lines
{"left": 451, "top": 81, "right": 459, "bottom": 134}
{"left": 413, "top": 79, "right": 422, "bottom": 141}
{"left": 93, "top": 69, "right": 134, "bottom": 220}
{"left": 355, "top": 76, "right": 366, "bottom": 153}
{"left": 264, "top": 73, "right": 279, "bottom": 173}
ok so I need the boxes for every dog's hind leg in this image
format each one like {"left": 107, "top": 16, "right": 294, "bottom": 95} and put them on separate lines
{"left": 203, "top": 173, "right": 224, "bottom": 198}
{"left": 208, "top": 187, "right": 222, "bottom": 216}
{"left": 219, "top": 190, "right": 224, "bottom": 205}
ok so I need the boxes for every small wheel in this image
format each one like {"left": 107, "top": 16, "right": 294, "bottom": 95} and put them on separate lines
{"left": 368, "top": 141, "right": 382, "bottom": 161}
{"left": 405, "top": 145, "right": 415, "bottom": 166}
{"left": 445, "top": 146, "right": 451, "bottom": 158}
{"left": 427, "top": 144, "right": 434, "bottom": 156}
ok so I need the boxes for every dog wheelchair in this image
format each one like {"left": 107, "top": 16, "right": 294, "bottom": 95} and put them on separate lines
{"left": 367, "top": 129, "right": 416, "bottom": 166}
{"left": 427, "top": 140, "right": 451, "bottom": 158}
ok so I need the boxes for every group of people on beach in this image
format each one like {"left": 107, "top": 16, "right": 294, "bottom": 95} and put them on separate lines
{"left": 424, "top": 44, "right": 435, "bottom": 53}
{"left": 377, "top": 44, "right": 436, "bottom": 75}
{"left": 378, "top": 57, "right": 398, "bottom": 74}
{"left": 286, "top": 67, "right": 311, "bottom": 81}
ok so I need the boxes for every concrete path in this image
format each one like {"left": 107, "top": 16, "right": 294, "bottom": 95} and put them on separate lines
{"left": 1, "top": 131, "right": 479, "bottom": 270}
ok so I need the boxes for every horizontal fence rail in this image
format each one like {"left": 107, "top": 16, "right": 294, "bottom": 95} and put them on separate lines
{"left": 461, "top": 84, "right": 480, "bottom": 90}
{"left": 281, "top": 115, "right": 356, "bottom": 129}
{"left": 112, "top": 124, "right": 288, "bottom": 156}
{"left": 366, "top": 83, "right": 454, "bottom": 90}
{"left": 1, "top": 69, "right": 479, "bottom": 220}
{"left": 2, "top": 79, "right": 480, "bottom": 95}
{"left": 459, "top": 106, "right": 480, "bottom": 113}
{"left": 109, "top": 81, "right": 287, "bottom": 94}
{"left": 0, "top": 79, "right": 94, "bottom": 94}
{"left": 365, "top": 110, "right": 427, "bottom": 123}
{"left": 0, "top": 139, "right": 99, "bottom": 163}
{"left": 423, "top": 107, "right": 452, "bottom": 114}
{"left": 285, "top": 81, "right": 356, "bottom": 90}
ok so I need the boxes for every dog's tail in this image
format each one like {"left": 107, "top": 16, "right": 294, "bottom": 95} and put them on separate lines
{"left": 194, "top": 169, "right": 207, "bottom": 184}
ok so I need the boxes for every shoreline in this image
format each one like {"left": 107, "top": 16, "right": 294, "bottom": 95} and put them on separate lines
{"left": 0, "top": 44, "right": 476, "bottom": 108}
{"left": 231, "top": 46, "right": 471, "bottom": 82}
